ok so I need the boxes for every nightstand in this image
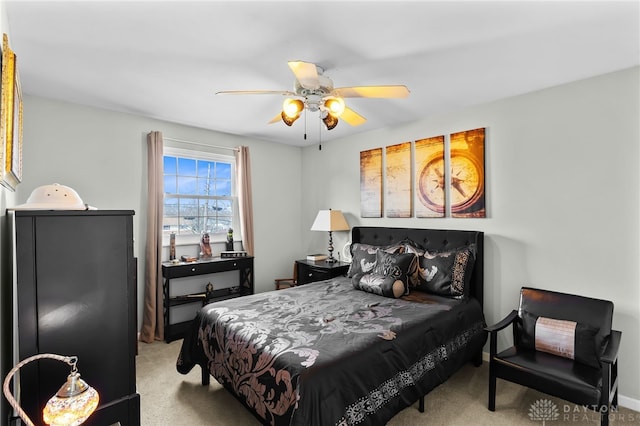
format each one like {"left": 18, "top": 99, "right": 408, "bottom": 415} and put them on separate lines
{"left": 295, "top": 259, "right": 350, "bottom": 285}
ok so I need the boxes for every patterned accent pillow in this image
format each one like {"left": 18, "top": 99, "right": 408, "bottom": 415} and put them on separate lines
{"left": 415, "top": 245, "right": 476, "bottom": 298}
{"left": 520, "top": 312, "right": 602, "bottom": 368}
{"left": 373, "top": 250, "right": 417, "bottom": 296}
{"left": 352, "top": 272, "right": 405, "bottom": 298}
{"left": 399, "top": 239, "right": 423, "bottom": 288}
{"left": 396, "top": 238, "right": 424, "bottom": 255}
{"left": 347, "top": 242, "right": 403, "bottom": 278}
{"left": 535, "top": 316, "right": 576, "bottom": 359}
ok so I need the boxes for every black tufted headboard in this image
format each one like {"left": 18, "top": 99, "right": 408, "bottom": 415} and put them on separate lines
{"left": 351, "top": 227, "right": 484, "bottom": 308}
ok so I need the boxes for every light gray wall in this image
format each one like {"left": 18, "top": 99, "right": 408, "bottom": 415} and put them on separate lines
{"left": 300, "top": 67, "right": 640, "bottom": 405}
{"left": 17, "top": 96, "right": 304, "bottom": 330}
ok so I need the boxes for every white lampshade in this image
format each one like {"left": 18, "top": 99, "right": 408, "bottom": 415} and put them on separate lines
{"left": 310, "top": 210, "right": 349, "bottom": 232}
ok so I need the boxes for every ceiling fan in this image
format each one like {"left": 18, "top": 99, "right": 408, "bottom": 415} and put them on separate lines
{"left": 216, "top": 61, "right": 410, "bottom": 130}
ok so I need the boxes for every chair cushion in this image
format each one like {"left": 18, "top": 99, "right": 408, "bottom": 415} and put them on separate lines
{"left": 493, "top": 346, "right": 602, "bottom": 405}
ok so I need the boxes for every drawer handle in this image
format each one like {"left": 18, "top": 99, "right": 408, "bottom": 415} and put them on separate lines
{"left": 191, "top": 267, "right": 196, "bottom": 272}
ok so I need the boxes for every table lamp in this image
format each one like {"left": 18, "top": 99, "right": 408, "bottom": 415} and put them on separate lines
{"left": 3, "top": 353, "right": 99, "bottom": 426}
{"left": 310, "top": 209, "right": 350, "bottom": 263}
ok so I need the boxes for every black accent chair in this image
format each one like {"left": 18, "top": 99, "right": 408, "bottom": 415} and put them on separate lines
{"left": 486, "top": 287, "right": 621, "bottom": 426}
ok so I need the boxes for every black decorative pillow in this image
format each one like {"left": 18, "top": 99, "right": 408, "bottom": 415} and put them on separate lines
{"left": 352, "top": 272, "right": 405, "bottom": 298}
{"left": 398, "top": 239, "right": 423, "bottom": 287}
{"left": 397, "top": 238, "right": 424, "bottom": 255}
{"left": 347, "top": 243, "right": 403, "bottom": 278}
{"left": 415, "top": 245, "right": 476, "bottom": 298}
{"left": 520, "top": 312, "right": 602, "bottom": 368}
{"left": 373, "top": 250, "right": 417, "bottom": 296}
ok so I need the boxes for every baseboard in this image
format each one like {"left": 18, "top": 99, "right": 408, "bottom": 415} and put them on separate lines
{"left": 481, "top": 351, "right": 640, "bottom": 412}
{"left": 619, "top": 396, "right": 640, "bottom": 412}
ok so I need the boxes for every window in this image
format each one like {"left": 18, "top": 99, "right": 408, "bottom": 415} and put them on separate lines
{"left": 163, "top": 148, "right": 236, "bottom": 242}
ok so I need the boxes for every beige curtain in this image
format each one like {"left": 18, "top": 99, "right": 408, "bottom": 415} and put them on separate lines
{"left": 140, "top": 131, "right": 164, "bottom": 343}
{"left": 237, "top": 146, "right": 254, "bottom": 256}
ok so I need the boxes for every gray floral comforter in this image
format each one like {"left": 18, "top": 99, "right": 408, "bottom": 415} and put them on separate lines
{"left": 177, "top": 277, "right": 486, "bottom": 426}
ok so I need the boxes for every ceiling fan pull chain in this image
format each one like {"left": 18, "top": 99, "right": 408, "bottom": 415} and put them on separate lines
{"left": 318, "top": 116, "right": 322, "bottom": 150}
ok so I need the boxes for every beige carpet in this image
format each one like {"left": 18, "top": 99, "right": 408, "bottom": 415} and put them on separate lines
{"left": 136, "top": 340, "right": 640, "bottom": 425}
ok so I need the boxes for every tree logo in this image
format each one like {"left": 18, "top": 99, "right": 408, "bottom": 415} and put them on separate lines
{"left": 529, "top": 399, "right": 559, "bottom": 425}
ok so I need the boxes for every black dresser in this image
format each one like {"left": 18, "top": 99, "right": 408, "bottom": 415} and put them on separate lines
{"left": 8, "top": 210, "right": 140, "bottom": 426}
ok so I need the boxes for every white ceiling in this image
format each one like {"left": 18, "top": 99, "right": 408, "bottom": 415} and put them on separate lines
{"left": 5, "top": 1, "right": 639, "bottom": 147}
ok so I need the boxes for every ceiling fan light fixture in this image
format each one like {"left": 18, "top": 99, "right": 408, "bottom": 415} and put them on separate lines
{"left": 323, "top": 113, "right": 339, "bottom": 130}
{"left": 281, "top": 110, "right": 298, "bottom": 126}
{"left": 282, "top": 98, "right": 304, "bottom": 118}
{"left": 281, "top": 98, "right": 304, "bottom": 126}
{"left": 324, "top": 97, "right": 345, "bottom": 117}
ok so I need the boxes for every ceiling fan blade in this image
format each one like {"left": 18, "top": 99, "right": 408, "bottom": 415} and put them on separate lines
{"left": 332, "top": 85, "right": 410, "bottom": 99}
{"left": 288, "top": 61, "right": 319, "bottom": 90}
{"left": 340, "top": 106, "right": 366, "bottom": 126}
{"left": 216, "top": 90, "right": 295, "bottom": 96}
{"left": 268, "top": 112, "right": 282, "bottom": 124}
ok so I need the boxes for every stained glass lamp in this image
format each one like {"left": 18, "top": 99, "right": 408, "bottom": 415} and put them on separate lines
{"left": 2, "top": 353, "right": 99, "bottom": 426}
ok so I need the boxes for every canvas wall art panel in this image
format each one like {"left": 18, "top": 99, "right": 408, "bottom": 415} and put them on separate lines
{"left": 415, "top": 135, "right": 445, "bottom": 218}
{"left": 450, "top": 128, "right": 486, "bottom": 218}
{"left": 385, "top": 141, "right": 412, "bottom": 218}
{"left": 360, "top": 148, "right": 383, "bottom": 218}
{"left": 0, "top": 33, "right": 23, "bottom": 191}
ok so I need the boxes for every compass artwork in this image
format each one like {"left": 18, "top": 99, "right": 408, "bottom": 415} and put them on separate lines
{"left": 450, "top": 128, "right": 485, "bottom": 218}
{"left": 360, "top": 127, "right": 485, "bottom": 219}
{"left": 416, "top": 136, "right": 445, "bottom": 218}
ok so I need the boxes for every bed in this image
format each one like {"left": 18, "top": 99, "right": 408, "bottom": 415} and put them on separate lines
{"left": 177, "top": 226, "right": 487, "bottom": 425}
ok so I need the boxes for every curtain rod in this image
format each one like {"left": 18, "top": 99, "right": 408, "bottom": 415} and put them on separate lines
{"left": 163, "top": 136, "right": 239, "bottom": 152}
